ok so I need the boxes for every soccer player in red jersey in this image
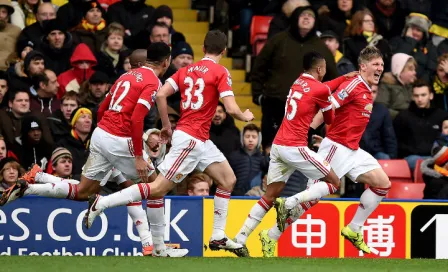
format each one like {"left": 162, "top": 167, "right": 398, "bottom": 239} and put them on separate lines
{"left": 0, "top": 42, "right": 189, "bottom": 257}
{"left": 85, "top": 30, "right": 254, "bottom": 252}
{"left": 278, "top": 46, "right": 391, "bottom": 254}
{"left": 232, "top": 52, "right": 358, "bottom": 257}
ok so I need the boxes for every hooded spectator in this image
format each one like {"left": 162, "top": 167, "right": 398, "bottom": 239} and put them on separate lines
{"left": 377, "top": 53, "right": 417, "bottom": 119}
{"left": 318, "top": 0, "right": 357, "bottom": 41}
{"left": 30, "top": 69, "right": 60, "bottom": 117}
{"left": 8, "top": 50, "right": 45, "bottom": 93}
{"left": 94, "top": 22, "right": 128, "bottom": 82}
{"left": 209, "top": 102, "right": 241, "bottom": 159}
{"left": 431, "top": 54, "right": 448, "bottom": 111}
{"left": 56, "top": 107, "right": 92, "bottom": 178}
{"left": 70, "top": 0, "right": 108, "bottom": 54}
{"left": 0, "top": 0, "right": 21, "bottom": 71}
{"left": 343, "top": 8, "right": 391, "bottom": 72}
{"left": 79, "top": 70, "right": 108, "bottom": 111}
{"left": 47, "top": 91, "right": 79, "bottom": 142}
{"left": 421, "top": 146, "right": 448, "bottom": 199}
{"left": 143, "top": 128, "right": 166, "bottom": 169}
{"left": 320, "top": 30, "right": 355, "bottom": 75}
{"left": 16, "top": 3, "right": 56, "bottom": 56}
{"left": 390, "top": 13, "right": 437, "bottom": 82}
{"left": 268, "top": 0, "right": 309, "bottom": 39}
{"left": 47, "top": 147, "right": 73, "bottom": 178}
{"left": 38, "top": 18, "right": 74, "bottom": 76}
{"left": 251, "top": 6, "right": 337, "bottom": 148}
{"left": 368, "top": 0, "right": 408, "bottom": 40}
{"left": 57, "top": 43, "right": 97, "bottom": 98}
{"left": 107, "top": 0, "right": 155, "bottom": 49}
{"left": 0, "top": 157, "right": 24, "bottom": 192}
{"left": 12, "top": 114, "right": 52, "bottom": 170}
{"left": 229, "top": 124, "right": 266, "bottom": 196}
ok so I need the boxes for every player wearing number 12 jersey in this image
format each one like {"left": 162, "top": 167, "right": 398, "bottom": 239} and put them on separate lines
{"left": 85, "top": 30, "right": 254, "bottom": 253}
{"left": 232, "top": 52, "right": 357, "bottom": 257}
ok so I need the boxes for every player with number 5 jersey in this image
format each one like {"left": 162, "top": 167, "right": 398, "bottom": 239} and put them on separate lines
{"left": 85, "top": 30, "right": 254, "bottom": 254}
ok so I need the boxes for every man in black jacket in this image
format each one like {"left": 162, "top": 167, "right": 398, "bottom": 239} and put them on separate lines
{"left": 394, "top": 80, "right": 448, "bottom": 171}
{"left": 360, "top": 84, "right": 397, "bottom": 159}
{"left": 48, "top": 91, "right": 79, "bottom": 143}
{"left": 209, "top": 102, "right": 241, "bottom": 159}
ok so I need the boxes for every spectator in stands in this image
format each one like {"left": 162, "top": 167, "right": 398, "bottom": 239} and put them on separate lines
{"left": 390, "top": 13, "right": 437, "bottom": 82}
{"left": 318, "top": 0, "right": 356, "bottom": 41}
{"left": 94, "top": 22, "right": 128, "bottom": 82}
{"left": 149, "top": 22, "right": 170, "bottom": 45}
{"left": 57, "top": 43, "right": 97, "bottom": 98}
{"left": 56, "top": 107, "right": 92, "bottom": 177}
{"left": 38, "top": 19, "right": 74, "bottom": 76}
{"left": 16, "top": 2, "right": 56, "bottom": 54}
{"left": 48, "top": 147, "right": 73, "bottom": 178}
{"left": 0, "top": 157, "right": 24, "bottom": 192}
{"left": 0, "top": 135, "right": 18, "bottom": 162}
{"left": 320, "top": 30, "right": 355, "bottom": 76}
{"left": 79, "top": 71, "right": 108, "bottom": 111}
{"left": 360, "top": 84, "right": 397, "bottom": 160}
{"left": 398, "top": 0, "right": 430, "bottom": 16}
{"left": 428, "top": 0, "right": 447, "bottom": 47}
{"left": 0, "top": 0, "right": 21, "bottom": 71}
{"left": 268, "top": 0, "right": 310, "bottom": 39}
{"left": 252, "top": 6, "right": 337, "bottom": 148}
{"left": 57, "top": 0, "right": 96, "bottom": 31}
{"left": 70, "top": 1, "right": 107, "bottom": 54}
{"left": 48, "top": 91, "right": 79, "bottom": 142}
{"left": 8, "top": 50, "right": 44, "bottom": 93}
{"left": 150, "top": 5, "right": 184, "bottom": 46}
{"left": 394, "top": 80, "right": 448, "bottom": 171}
{"left": 377, "top": 53, "right": 417, "bottom": 119}
{"left": 229, "top": 124, "right": 265, "bottom": 196}
{"left": 0, "top": 71, "right": 9, "bottom": 108}
{"left": 123, "top": 54, "right": 131, "bottom": 72}
{"left": 432, "top": 54, "right": 448, "bottom": 111}
{"left": 10, "top": 0, "right": 45, "bottom": 30}
{"left": 186, "top": 172, "right": 211, "bottom": 196}
{"left": 12, "top": 115, "right": 52, "bottom": 170}
{"left": 432, "top": 119, "right": 448, "bottom": 152}
{"left": 421, "top": 145, "right": 448, "bottom": 199}
{"left": 368, "top": 0, "right": 408, "bottom": 40}
{"left": 30, "top": 69, "right": 60, "bottom": 117}
{"left": 343, "top": 8, "right": 391, "bottom": 72}
{"left": 107, "top": 0, "right": 155, "bottom": 49}
{"left": 143, "top": 128, "right": 166, "bottom": 169}
{"left": 209, "top": 102, "right": 240, "bottom": 159}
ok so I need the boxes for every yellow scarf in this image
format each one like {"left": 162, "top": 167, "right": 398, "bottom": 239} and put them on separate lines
{"left": 335, "top": 50, "right": 343, "bottom": 64}
{"left": 363, "top": 31, "right": 374, "bottom": 42}
{"left": 105, "top": 47, "right": 119, "bottom": 67}
{"left": 433, "top": 75, "right": 448, "bottom": 95}
{"left": 71, "top": 129, "right": 90, "bottom": 149}
{"left": 81, "top": 18, "right": 106, "bottom": 32}
{"left": 22, "top": 3, "right": 37, "bottom": 26}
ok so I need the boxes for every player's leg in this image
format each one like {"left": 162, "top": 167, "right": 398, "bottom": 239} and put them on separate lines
{"left": 342, "top": 150, "right": 391, "bottom": 254}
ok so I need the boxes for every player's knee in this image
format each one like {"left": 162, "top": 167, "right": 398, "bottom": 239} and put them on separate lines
{"left": 219, "top": 173, "right": 236, "bottom": 191}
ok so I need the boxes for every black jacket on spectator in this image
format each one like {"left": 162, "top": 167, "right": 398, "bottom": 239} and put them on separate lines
{"left": 389, "top": 36, "right": 437, "bottom": 83}
{"left": 30, "top": 95, "right": 61, "bottom": 118}
{"left": 360, "top": 102, "right": 398, "bottom": 158}
{"left": 56, "top": 134, "right": 89, "bottom": 178}
{"left": 394, "top": 102, "right": 448, "bottom": 158}
{"left": 399, "top": 0, "right": 431, "bottom": 16}
{"left": 57, "top": 0, "right": 92, "bottom": 31}
{"left": 368, "top": 1, "right": 408, "bottom": 40}
{"left": 107, "top": 0, "right": 155, "bottom": 49}
{"left": 267, "top": 12, "right": 288, "bottom": 39}
{"left": 429, "top": 0, "right": 448, "bottom": 30}
{"left": 343, "top": 34, "right": 391, "bottom": 72}
{"left": 7, "top": 61, "right": 33, "bottom": 92}
{"left": 318, "top": 2, "right": 355, "bottom": 42}
{"left": 70, "top": 27, "right": 108, "bottom": 55}
{"left": 209, "top": 116, "right": 240, "bottom": 159}
{"left": 38, "top": 33, "right": 74, "bottom": 76}
{"left": 94, "top": 48, "right": 128, "bottom": 83}
{"left": 421, "top": 158, "right": 448, "bottom": 199}
{"left": 47, "top": 109, "right": 71, "bottom": 143}
{"left": 16, "top": 22, "right": 45, "bottom": 54}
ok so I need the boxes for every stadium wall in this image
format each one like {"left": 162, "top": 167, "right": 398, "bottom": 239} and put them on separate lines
{"left": 0, "top": 196, "right": 447, "bottom": 259}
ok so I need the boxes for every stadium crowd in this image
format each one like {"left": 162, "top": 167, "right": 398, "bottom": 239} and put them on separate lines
{"left": 0, "top": 0, "right": 448, "bottom": 199}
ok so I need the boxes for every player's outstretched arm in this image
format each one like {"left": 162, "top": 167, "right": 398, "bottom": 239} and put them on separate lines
{"left": 156, "top": 82, "right": 175, "bottom": 130}
{"left": 131, "top": 103, "right": 152, "bottom": 183}
{"left": 222, "top": 95, "right": 254, "bottom": 122}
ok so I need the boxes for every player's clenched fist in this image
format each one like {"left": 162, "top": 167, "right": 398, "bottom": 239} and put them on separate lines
{"left": 160, "top": 126, "right": 173, "bottom": 144}
{"left": 135, "top": 156, "right": 152, "bottom": 183}
{"left": 243, "top": 109, "right": 254, "bottom": 122}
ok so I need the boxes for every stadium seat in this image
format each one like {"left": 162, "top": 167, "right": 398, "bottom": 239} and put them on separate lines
{"left": 414, "top": 159, "right": 424, "bottom": 183}
{"left": 250, "top": 16, "right": 273, "bottom": 56}
{"left": 386, "top": 181, "right": 425, "bottom": 199}
{"left": 377, "top": 159, "right": 412, "bottom": 182}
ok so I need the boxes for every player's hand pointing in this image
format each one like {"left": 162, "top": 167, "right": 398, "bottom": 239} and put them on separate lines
{"left": 243, "top": 109, "right": 254, "bottom": 122}
{"left": 160, "top": 126, "right": 173, "bottom": 144}
{"left": 344, "top": 71, "right": 359, "bottom": 79}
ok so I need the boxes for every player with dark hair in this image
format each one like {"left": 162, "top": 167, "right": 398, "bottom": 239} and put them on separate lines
{"left": 277, "top": 46, "right": 390, "bottom": 254}
{"left": 231, "top": 51, "right": 357, "bottom": 257}
{"left": 85, "top": 30, "right": 254, "bottom": 253}
{"left": 0, "top": 42, "right": 188, "bottom": 257}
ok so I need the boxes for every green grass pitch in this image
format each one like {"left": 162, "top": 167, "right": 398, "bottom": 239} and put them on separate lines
{"left": 0, "top": 257, "right": 447, "bottom": 272}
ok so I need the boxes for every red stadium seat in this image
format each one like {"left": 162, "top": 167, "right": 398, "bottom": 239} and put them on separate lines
{"left": 250, "top": 16, "right": 273, "bottom": 45}
{"left": 377, "top": 159, "right": 412, "bottom": 182}
{"left": 386, "top": 182, "right": 425, "bottom": 199}
{"left": 414, "top": 159, "right": 424, "bottom": 183}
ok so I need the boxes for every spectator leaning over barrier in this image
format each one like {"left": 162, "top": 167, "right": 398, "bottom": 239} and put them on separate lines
{"left": 209, "top": 102, "right": 241, "bottom": 159}
{"left": 390, "top": 13, "right": 437, "bottom": 83}
{"left": 55, "top": 107, "right": 92, "bottom": 179}
{"left": 0, "top": 0, "right": 21, "bottom": 71}
{"left": 377, "top": 53, "right": 417, "bottom": 119}
{"left": 394, "top": 80, "right": 448, "bottom": 172}
{"left": 360, "top": 84, "right": 397, "bottom": 160}
{"left": 421, "top": 146, "right": 448, "bottom": 199}
{"left": 0, "top": 157, "right": 24, "bottom": 192}
{"left": 186, "top": 172, "right": 212, "bottom": 196}
{"left": 47, "top": 147, "right": 73, "bottom": 178}
{"left": 251, "top": 6, "right": 337, "bottom": 149}
{"left": 30, "top": 69, "right": 61, "bottom": 117}
{"left": 432, "top": 54, "right": 448, "bottom": 111}
{"left": 47, "top": 91, "right": 80, "bottom": 143}
{"left": 320, "top": 30, "right": 355, "bottom": 76}
{"left": 8, "top": 50, "right": 45, "bottom": 93}
{"left": 229, "top": 123, "right": 265, "bottom": 196}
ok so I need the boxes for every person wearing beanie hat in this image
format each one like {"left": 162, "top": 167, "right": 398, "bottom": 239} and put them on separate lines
{"left": 7, "top": 50, "right": 45, "bottom": 94}
{"left": 390, "top": 13, "right": 437, "bottom": 83}
{"left": 319, "top": 30, "right": 355, "bottom": 76}
{"left": 0, "top": 0, "right": 21, "bottom": 71}
{"left": 79, "top": 70, "right": 109, "bottom": 111}
{"left": 171, "top": 41, "right": 193, "bottom": 70}
{"left": 377, "top": 53, "right": 417, "bottom": 119}
{"left": 152, "top": 5, "right": 173, "bottom": 31}
{"left": 49, "top": 147, "right": 73, "bottom": 178}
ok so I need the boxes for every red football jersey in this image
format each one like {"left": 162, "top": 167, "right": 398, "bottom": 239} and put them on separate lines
{"left": 166, "top": 57, "right": 233, "bottom": 141}
{"left": 327, "top": 75, "right": 373, "bottom": 150}
{"left": 274, "top": 73, "right": 345, "bottom": 146}
{"left": 98, "top": 66, "right": 161, "bottom": 137}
